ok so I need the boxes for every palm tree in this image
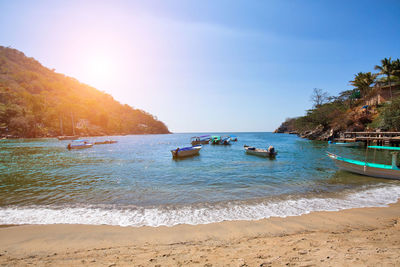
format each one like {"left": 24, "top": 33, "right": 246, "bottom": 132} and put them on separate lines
{"left": 392, "top": 58, "right": 400, "bottom": 80}
{"left": 349, "top": 72, "right": 376, "bottom": 98}
{"left": 375, "top": 57, "right": 394, "bottom": 99}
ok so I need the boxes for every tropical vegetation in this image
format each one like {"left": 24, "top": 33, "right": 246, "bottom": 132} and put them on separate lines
{"left": 276, "top": 57, "right": 400, "bottom": 137}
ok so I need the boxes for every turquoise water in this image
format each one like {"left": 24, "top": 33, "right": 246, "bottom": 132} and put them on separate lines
{"left": 1, "top": 133, "right": 399, "bottom": 226}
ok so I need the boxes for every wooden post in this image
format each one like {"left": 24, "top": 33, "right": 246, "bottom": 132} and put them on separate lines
{"left": 392, "top": 152, "right": 398, "bottom": 169}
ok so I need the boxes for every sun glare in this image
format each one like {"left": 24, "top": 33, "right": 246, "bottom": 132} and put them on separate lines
{"left": 87, "top": 55, "right": 113, "bottom": 80}
{"left": 81, "top": 52, "right": 118, "bottom": 89}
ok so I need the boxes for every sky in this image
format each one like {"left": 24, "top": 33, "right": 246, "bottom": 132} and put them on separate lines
{"left": 0, "top": 0, "right": 399, "bottom": 132}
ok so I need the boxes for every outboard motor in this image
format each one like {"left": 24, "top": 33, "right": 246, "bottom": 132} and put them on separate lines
{"left": 268, "top": 146, "right": 275, "bottom": 154}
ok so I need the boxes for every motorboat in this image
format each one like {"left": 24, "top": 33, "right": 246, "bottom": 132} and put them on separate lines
{"left": 327, "top": 146, "right": 400, "bottom": 179}
{"left": 191, "top": 135, "right": 210, "bottom": 146}
{"left": 328, "top": 141, "right": 364, "bottom": 147}
{"left": 210, "top": 136, "right": 221, "bottom": 145}
{"left": 230, "top": 135, "right": 238, "bottom": 141}
{"left": 221, "top": 136, "right": 231, "bottom": 145}
{"left": 171, "top": 145, "right": 202, "bottom": 158}
{"left": 244, "top": 145, "right": 277, "bottom": 157}
{"left": 94, "top": 140, "right": 118, "bottom": 145}
{"left": 58, "top": 136, "right": 79, "bottom": 140}
{"left": 67, "top": 140, "right": 93, "bottom": 150}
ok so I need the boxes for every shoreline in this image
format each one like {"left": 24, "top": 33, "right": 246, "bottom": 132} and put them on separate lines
{"left": 0, "top": 132, "right": 173, "bottom": 140}
{"left": 1, "top": 200, "right": 399, "bottom": 266}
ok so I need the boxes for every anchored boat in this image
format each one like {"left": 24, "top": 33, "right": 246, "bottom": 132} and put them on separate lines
{"left": 221, "top": 136, "right": 231, "bottom": 145}
{"left": 171, "top": 145, "right": 202, "bottom": 158}
{"left": 94, "top": 140, "right": 118, "bottom": 145}
{"left": 58, "top": 136, "right": 79, "bottom": 140}
{"left": 67, "top": 140, "right": 93, "bottom": 150}
{"left": 191, "top": 135, "right": 211, "bottom": 146}
{"left": 327, "top": 146, "right": 400, "bottom": 179}
{"left": 328, "top": 141, "right": 364, "bottom": 147}
{"left": 244, "top": 145, "right": 277, "bottom": 158}
{"left": 210, "top": 136, "right": 221, "bottom": 145}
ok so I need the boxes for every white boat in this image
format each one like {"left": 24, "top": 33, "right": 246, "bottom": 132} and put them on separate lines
{"left": 58, "top": 135, "right": 79, "bottom": 140}
{"left": 244, "top": 145, "right": 277, "bottom": 157}
{"left": 328, "top": 141, "right": 364, "bottom": 147}
{"left": 171, "top": 145, "right": 202, "bottom": 158}
{"left": 327, "top": 146, "right": 400, "bottom": 180}
{"left": 221, "top": 136, "right": 231, "bottom": 145}
{"left": 67, "top": 140, "right": 93, "bottom": 150}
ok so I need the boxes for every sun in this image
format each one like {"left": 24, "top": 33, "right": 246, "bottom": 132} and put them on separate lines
{"left": 88, "top": 55, "right": 113, "bottom": 79}
{"left": 82, "top": 52, "right": 116, "bottom": 88}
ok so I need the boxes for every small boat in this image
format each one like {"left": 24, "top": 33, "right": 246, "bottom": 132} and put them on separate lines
{"left": 94, "top": 140, "right": 118, "bottom": 145}
{"left": 67, "top": 140, "right": 93, "bottom": 150}
{"left": 58, "top": 136, "right": 79, "bottom": 140}
{"left": 191, "top": 135, "right": 211, "bottom": 146}
{"left": 210, "top": 136, "right": 221, "bottom": 145}
{"left": 327, "top": 146, "right": 400, "bottom": 179}
{"left": 328, "top": 141, "right": 364, "bottom": 147}
{"left": 221, "top": 136, "right": 231, "bottom": 145}
{"left": 171, "top": 145, "right": 202, "bottom": 158}
{"left": 244, "top": 145, "right": 277, "bottom": 157}
{"left": 230, "top": 135, "right": 238, "bottom": 142}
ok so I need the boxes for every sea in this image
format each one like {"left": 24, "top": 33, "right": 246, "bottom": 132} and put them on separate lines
{"left": 1, "top": 132, "right": 399, "bottom": 227}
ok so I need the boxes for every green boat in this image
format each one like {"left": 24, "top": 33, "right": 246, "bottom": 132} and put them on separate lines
{"left": 210, "top": 136, "right": 221, "bottom": 145}
{"left": 327, "top": 146, "right": 400, "bottom": 179}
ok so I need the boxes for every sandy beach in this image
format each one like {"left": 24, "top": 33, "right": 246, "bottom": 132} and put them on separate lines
{"left": 0, "top": 201, "right": 399, "bottom": 266}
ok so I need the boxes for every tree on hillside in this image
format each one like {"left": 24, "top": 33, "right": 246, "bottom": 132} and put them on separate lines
{"left": 349, "top": 72, "right": 376, "bottom": 98}
{"left": 382, "top": 96, "right": 400, "bottom": 130}
{"left": 392, "top": 59, "right": 400, "bottom": 80}
{"left": 310, "top": 88, "right": 329, "bottom": 108}
{"left": 375, "top": 57, "right": 394, "bottom": 99}
{"left": 0, "top": 46, "right": 170, "bottom": 137}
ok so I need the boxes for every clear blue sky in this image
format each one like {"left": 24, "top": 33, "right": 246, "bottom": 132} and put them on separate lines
{"left": 1, "top": 0, "right": 399, "bottom": 132}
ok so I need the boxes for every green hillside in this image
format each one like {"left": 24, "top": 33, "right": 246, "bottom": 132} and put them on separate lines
{"left": 0, "top": 46, "right": 170, "bottom": 138}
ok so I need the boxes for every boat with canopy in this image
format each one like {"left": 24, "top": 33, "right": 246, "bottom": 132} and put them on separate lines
{"left": 327, "top": 146, "right": 400, "bottom": 179}
{"left": 210, "top": 136, "right": 221, "bottom": 145}
{"left": 190, "top": 135, "right": 211, "bottom": 146}
{"left": 171, "top": 145, "right": 202, "bottom": 158}
{"left": 221, "top": 136, "right": 231, "bottom": 145}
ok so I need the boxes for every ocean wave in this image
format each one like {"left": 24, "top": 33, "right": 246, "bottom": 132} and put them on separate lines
{"left": 1, "top": 185, "right": 400, "bottom": 227}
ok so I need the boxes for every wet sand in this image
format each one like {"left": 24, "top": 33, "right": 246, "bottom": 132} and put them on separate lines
{"left": 1, "top": 201, "right": 400, "bottom": 266}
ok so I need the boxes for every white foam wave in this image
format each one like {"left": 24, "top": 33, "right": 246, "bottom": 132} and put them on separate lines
{"left": 1, "top": 185, "right": 400, "bottom": 227}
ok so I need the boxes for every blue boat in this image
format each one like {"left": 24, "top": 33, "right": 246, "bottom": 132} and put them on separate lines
{"left": 221, "top": 136, "right": 231, "bottom": 145}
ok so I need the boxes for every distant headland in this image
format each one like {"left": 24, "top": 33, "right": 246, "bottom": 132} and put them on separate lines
{"left": 0, "top": 46, "right": 170, "bottom": 138}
